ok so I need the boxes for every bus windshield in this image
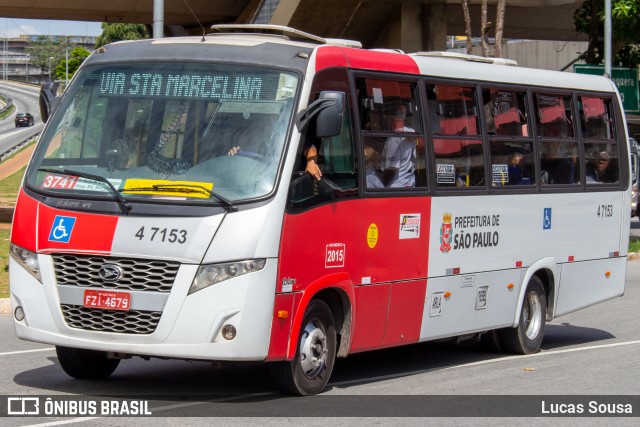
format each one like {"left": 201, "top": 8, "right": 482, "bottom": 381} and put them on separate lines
{"left": 26, "top": 63, "right": 299, "bottom": 205}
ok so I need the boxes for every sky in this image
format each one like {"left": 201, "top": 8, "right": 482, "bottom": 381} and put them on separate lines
{"left": 1, "top": 17, "right": 102, "bottom": 38}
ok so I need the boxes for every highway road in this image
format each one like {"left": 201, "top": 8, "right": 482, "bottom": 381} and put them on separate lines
{"left": 1, "top": 261, "right": 639, "bottom": 425}
{"left": 0, "top": 81, "right": 43, "bottom": 156}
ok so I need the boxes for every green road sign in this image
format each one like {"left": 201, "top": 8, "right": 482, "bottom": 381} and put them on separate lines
{"left": 574, "top": 65, "right": 639, "bottom": 113}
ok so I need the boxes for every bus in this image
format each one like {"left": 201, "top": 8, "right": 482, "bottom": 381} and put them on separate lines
{"left": 9, "top": 25, "right": 630, "bottom": 395}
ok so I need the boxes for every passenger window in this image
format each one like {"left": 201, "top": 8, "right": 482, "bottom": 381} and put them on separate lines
{"left": 490, "top": 141, "right": 535, "bottom": 186}
{"left": 433, "top": 138, "right": 485, "bottom": 187}
{"left": 428, "top": 84, "right": 479, "bottom": 136}
{"left": 540, "top": 141, "right": 580, "bottom": 185}
{"left": 579, "top": 96, "right": 619, "bottom": 185}
{"left": 585, "top": 143, "right": 619, "bottom": 184}
{"left": 426, "top": 83, "right": 484, "bottom": 188}
{"left": 482, "top": 89, "right": 528, "bottom": 136}
{"left": 357, "top": 77, "right": 424, "bottom": 189}
{"left": 534, "top": 93, "right": 574, "bottom": 138}
{"left": 579, "top": 96, "right": 614, "bottom": 140}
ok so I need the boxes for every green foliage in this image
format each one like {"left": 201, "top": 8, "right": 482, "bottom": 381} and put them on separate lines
{"left": 95, "top": 23, "right": 149, "bottom": 48}
{"left": 574, "top": 0, "right": 640, "bottom": 67}
{"left": 0, "top": 227, "right": 9, "bottom": 298}
{"left": 0, "top": 167, "right": 26, "bottom": 207}
{"left": 55, "top": 47, "right": 91, "bottom": 81}
{"left": 26, "top": 36, "right": 67, "bottom": 78}
{"left": 630, "top": 237, "right": 640, "bottom": 254}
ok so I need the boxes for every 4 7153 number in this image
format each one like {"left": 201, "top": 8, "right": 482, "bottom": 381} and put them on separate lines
{"left": 597, "top": 204, "right": 613, "bottom": 218}
{"left": 135, "top": 226, "right": 187, "bottom": 244}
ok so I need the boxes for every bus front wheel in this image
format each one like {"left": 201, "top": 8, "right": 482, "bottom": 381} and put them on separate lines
{"left": 269, "top": 299, "right": 336, "bottom": 395}
{"left": 56, "top": 346, "right": 120, "bottom": 379}
{"left": 500, "top": 276, "right": 547, "bottom": 355}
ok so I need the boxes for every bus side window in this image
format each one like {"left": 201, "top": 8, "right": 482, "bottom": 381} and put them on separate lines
{"left": 427, "top": 83, "right": 485, "bottom": 188}
{"left": 356, "top": 77, "right": 424, "bottom": 189}
{"left": 482, "top": 88, "right": 535, "bottom": 187}
{"left": 534, "top": 92, "right": 581, "bottom": 187}
{"left": 581, "top": 96, "right": 619, "bottom": 185}
{"left": 287, "top": 69, "right": 358, "bottom": 212}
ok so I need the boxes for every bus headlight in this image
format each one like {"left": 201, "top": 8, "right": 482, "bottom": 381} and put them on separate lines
{"left": 9, "top": 244, "right": 41, "bottom": 283}
{"left": 189, "top": 259, "right": 266, "bottom": 294}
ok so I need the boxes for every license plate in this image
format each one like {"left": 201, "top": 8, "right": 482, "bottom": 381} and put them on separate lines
{"left": 83, "top": 289, "right": 131, "bottom": 311}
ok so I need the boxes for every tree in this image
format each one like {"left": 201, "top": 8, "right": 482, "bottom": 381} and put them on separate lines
{"left": 459, "top": 0, "right": 507, "bottom": 58}
{"left": 462, "top": 0, "right": 473, "bottom": 54}
{"left": 494, "top": 0, "right": 506, "bottom": 58}
{"left": 95, "top": 23, "right": 149, "bottom": 48}
{"left": 25, "top": 36, "right": 67, "bottom": 78}
{"left": 574, "top": 0, "right": 640, "bottom": 66}
{"left": 55, "top": 47, "right": 91, "bottom": 81}
{"left": 480, "top": 0, "right": 490, "bottom": 57}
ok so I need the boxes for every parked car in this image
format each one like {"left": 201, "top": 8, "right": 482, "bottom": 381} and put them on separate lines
{"left": 15, "top": 112, "right": 34, "bottom": 127}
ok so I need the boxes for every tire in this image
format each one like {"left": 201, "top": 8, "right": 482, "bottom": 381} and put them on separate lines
{"left": 269, "top": 299, "right": 337, "bottom": 395}
{"left": 55, "top": 346, "right": 120, "bottom": 379}
{"left": 499, "top": 276, "right": 546, "bottom": 355}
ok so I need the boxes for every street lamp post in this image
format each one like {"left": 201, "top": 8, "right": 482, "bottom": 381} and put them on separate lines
{"left": 48, "top": 56, "right": 53, "bottom": 81}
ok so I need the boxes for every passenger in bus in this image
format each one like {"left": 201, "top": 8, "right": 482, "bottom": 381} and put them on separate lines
{"left": 380, "top": 104, "right": 416, "bottom": 187}
{"left": 507, "top": 151, "right": 532, "bottom": 185}
{"left": 587, "top": 151, "right": 613, "bottom": 183}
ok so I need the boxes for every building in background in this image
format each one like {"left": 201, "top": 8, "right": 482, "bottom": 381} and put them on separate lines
{"left": 1, "top": 34, "right": 96, "bottom": 83}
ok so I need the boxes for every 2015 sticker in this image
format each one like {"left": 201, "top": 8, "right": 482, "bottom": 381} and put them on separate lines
{"left": 325, "top": 243, "right": 346, "bottom": 268}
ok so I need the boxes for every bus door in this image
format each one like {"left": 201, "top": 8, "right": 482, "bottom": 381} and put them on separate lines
{"left": 278, "top": 69, "right": 430, "bottom": 354}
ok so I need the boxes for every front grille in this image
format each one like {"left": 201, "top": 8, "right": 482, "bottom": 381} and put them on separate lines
{"left": 52, "top": 254, "right": 180, "bottom": 292}
{"left": 60, "top": 304, "right": 161, "bottom": 334}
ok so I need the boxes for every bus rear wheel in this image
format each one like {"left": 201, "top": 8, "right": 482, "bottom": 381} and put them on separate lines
{"left": 499, "top": 276, "right": 547, "bottom": 355}
{"left": 56, "top": 346, "right": 120, "bottom": 379}
{"left": 269, "top": 299, "right": 336, "bottom": 395}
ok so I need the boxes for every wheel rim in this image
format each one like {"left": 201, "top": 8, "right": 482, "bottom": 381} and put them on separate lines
{"left": 298, "top": 317, "right": 328, "bottom": 379}
{"left": 523, "top": 291, "right": 543, "bottom": 340}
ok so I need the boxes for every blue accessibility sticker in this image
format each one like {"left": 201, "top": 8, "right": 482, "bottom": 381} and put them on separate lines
{"left": 543, "top": 208, "right": 552, "bottom": 230}
{"left": 48, "top": 216, "right": 77, "bottom": 243}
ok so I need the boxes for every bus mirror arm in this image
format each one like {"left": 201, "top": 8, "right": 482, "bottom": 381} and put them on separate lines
{"left": 39, "top": 81, "right": 60, "bottom": 123}
{"left": 295, "top": 91, "right": 346, "bottom": 138}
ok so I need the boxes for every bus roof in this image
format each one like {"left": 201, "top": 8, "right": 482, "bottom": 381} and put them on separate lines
{"left": 95, "top": 26, "right": 616, "bottom": 95}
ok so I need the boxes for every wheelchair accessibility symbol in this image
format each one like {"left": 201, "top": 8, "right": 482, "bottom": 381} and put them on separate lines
{"left": 543, "top": 208, "right": 552, "bottom": 230}
{"left": 48, "top": 216, "right": 77, "bottom": 243}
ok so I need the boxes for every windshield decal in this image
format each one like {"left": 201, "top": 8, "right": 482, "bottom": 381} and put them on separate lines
{"left": 41, "top": 174, "right": 123, "bottom": 192}
{"left": 122, "top": 179, "right": 214, "bottom": 198}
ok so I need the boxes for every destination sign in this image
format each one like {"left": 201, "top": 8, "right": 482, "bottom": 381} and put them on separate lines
{"left": 98, "top": 71, "right": 278, "bottom": 101}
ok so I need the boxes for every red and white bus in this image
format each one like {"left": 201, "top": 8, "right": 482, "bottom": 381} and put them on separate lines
{"left": 10, "top": 25, "right": 630, "bottom": 395}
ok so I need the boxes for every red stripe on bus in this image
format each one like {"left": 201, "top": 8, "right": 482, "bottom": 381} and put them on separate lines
{"left": 37, "top": 205, "right": 118, "bottom": 254}
{"left": 315, "top": 46, "right": 420, "bottom": 74}
{"left": 266, "top": 293, "right": 295, "bottom": 361}
{"left": 10, "top": 189, "right": 38, "bottom": 252}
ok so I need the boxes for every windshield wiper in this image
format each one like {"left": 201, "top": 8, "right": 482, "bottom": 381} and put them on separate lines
{"left": 38, "top": 168, "right": 132, "bottom": 214}
{"left": 121, "top": 183, "right": 237, "bottom": 212}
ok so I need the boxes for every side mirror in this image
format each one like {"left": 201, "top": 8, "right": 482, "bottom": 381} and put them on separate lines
{"left": 295, "top": 91, "right": 346, "bottom": 138}
{"left": 39, "top": 81, "right": 59, "bottom": 123}
{"left": 316, "top": 91, "right": 345, "bottom": 138}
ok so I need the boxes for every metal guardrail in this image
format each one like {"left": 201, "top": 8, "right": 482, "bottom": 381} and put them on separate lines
{"left": 0, "top": 131, "right": 40, "bottom": 162}
{"left": 0, "top": 93, "right": 13, "bottom": 115}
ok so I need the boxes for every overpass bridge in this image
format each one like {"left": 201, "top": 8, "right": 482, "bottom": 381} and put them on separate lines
{"left": 0, "top": 0, "right": 585, "bottom": 51}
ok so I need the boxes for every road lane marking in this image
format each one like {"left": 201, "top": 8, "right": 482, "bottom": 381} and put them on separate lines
{"left": 328, "top": 339, "right": 640, "bottom": 387}
{"left": 441, "top": 339, "right": 640, "bottom": 370}
{"left": 0, "top": 347, "right": 54, "bottom": 357}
